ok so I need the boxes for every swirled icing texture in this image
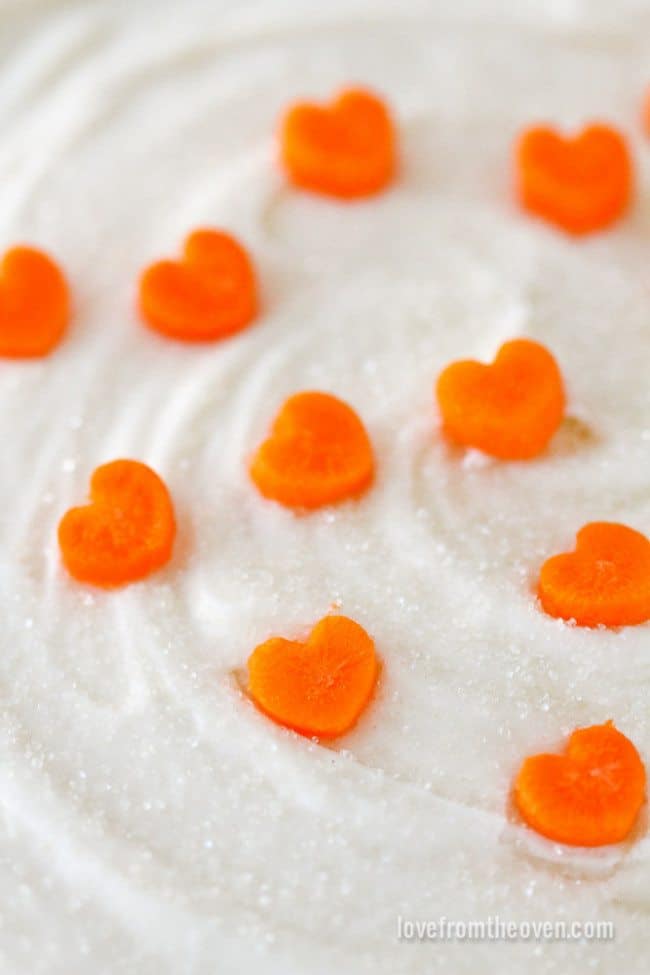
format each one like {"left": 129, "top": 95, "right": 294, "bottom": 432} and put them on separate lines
{"left": 1, "top": 1, "right": 650, "bottom": 972}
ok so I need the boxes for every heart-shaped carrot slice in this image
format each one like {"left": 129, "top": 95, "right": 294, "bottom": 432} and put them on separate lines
{"left": 435, "top": 338, "right": 565, "bottom": 460}
{"left": 247, "top": 615, "right": 379, "bottom": 739}
{"left": 538, "top": 522, "right": 650, "bottom": 628}
{"left": 0, "top": 246, "right": 69, "bottom": 358}
{"left": 250, "top": 391, "right": 374, "bottom": 510}
{"left": 515, "top": 124, "right": 633, "bottom": 235}
{"left": 138, "top": 229, "right": 258, "bottom": 341}
{"left": 280, "top": 87, "right": 396, "bottom": 199}
{"left": 58, "top": 459, "right": 176, "bottom": 587}
{"left": 514, "top": 721, "right": 646, "bottom": 847}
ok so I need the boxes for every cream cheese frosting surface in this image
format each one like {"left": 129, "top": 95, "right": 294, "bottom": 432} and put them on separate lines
{"left": 1, "top": 1, "right": 650, "bottom": 972}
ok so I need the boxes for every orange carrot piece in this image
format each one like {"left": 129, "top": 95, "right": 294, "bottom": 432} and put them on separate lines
{"left": 139, "top": 229, "right": 257, "bottom": 342}
{"left": 514, "top": 721, "right": 646, "bottom": 847}
{"left": 247, "top": 615, "right": 379, "bottom": 739}
{"left": 538, "top": 522, "right": 650, "bottom": 627}
{"left": 0, "top": 246, "right": 69, "bottom": 358}
{"left": 280, "top": 87, "right": 396, "bottom": 199}
{"left": 515, "top": 124, "right": 633, "bottom": 235}
{"left": 58, "top": 460, "right": 176, "bottom": 587}
{"left": 250, "top": 391, "right": 374, "bottom": 510}
{"left": 435, "top": 338, "right": 565, "bottom": 460}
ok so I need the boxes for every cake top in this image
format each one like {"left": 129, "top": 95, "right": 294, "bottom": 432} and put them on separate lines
{"left": 1, "top": 1, "right": 649, "bottom": 973}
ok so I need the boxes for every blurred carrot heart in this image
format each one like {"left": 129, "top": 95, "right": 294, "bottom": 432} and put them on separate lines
{"left": 515, "top": 124, "right": 633, "bottom": 235}
{"left": 139, "top": 229, "right": 257, "bottom": 341}
{"left": 280, "top": 87, "right": 396, "bottom": 198}
{"left": 250, "top": 391, "right": 374, "bottom": 509}
{"left": 436, "top": 338, "right": 565, "bottom": 460}
{"left": 0, "top": 246, "right": 69, "bottom": 358}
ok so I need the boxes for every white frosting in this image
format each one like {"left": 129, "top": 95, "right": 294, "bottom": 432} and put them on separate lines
{"left": 2, "top": 1, "right": 650, "bottom": 971}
